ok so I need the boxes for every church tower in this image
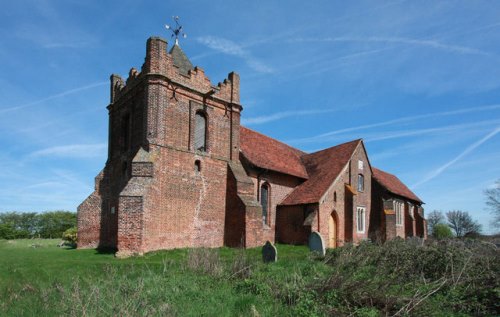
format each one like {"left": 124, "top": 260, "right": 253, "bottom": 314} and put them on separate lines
{"left": 77, "top": 36, "right": 248, "bottom": 256}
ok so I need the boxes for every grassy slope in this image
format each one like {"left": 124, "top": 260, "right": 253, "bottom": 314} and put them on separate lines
{"left": 0, "top": 239, "right": 331, "bottom": 316}
{"left": 2, "top": 239, "right": 498, "bottom": 316}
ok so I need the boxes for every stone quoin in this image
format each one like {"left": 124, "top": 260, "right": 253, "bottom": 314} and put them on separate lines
{"left": 77, "top": 36, "right": 426, "bottom": 256}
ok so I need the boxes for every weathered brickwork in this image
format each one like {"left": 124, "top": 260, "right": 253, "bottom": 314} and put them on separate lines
{"left": 77, "top": 36, "right": 425, "bottom": 255}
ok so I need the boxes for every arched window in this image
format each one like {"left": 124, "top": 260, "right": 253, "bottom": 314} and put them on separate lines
{"left": 357, "top": 174, "right": 364, "bottom": 192}
{"left": 395, "top": 201, "right": 404, "bottom": 226}
{"left": 260, "top": 183, "right": 270, "bottom": 225}
{"left": 194, "top": 112, "right": 207, "bottom": 152}
{"left": 194, "top": 160, "right": 201, "bottom": 173}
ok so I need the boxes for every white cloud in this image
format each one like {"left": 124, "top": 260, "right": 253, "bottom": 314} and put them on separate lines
{"left": 196, "top": 36, "right": 274, "bottom": 73}
{"left": 242, "top": 109, "right": 336, "bottom": 125}
{"left": 29, "top": 143, "right": 107, "bottom": 159}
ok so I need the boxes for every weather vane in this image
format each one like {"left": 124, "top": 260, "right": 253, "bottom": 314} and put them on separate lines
{"left": 165, "top": 16, "right": 187, "bottom": 45}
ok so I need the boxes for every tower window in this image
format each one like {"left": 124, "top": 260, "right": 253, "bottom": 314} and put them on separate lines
{"left": 122, "top": 161, "right": 128, "bottom": 178}
{"left": 194, "top": 112, "right": 207, "bottom": 152}
{"left": 195, "top": 160, "right": 201, "bottom": 173}
{"left": 333, "top": 191, "right": 337, "bottom": 202}
{"left": 260, "top": 183, "right": 270, "bottom": 225}
{"left": 357, "top": 174, "right": 364, "bottom": 192}
{"left": 121, "top": 113, "right": 130, "bottom": 153}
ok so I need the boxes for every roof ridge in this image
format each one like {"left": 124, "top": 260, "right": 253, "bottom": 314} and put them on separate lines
{"left": 304, "top": 138, "right": 362, "bottom": 158}
{"left": 240, "top": 126, "right": 306, "bottom": 155}
{"left": 372, "top": 167, "right": 423, "bottom": 203}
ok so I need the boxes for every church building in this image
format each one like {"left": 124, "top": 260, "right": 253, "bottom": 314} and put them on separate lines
{"left": 77, "top": 36, "right": 426, "bottom": 257}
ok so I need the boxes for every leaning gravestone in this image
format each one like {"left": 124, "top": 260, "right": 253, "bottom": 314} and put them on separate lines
{"left": 262, "top": 241, "right": 277, "bottom": 263}
{"left": 308, "top": 231, "right": 326, "bottom": 257}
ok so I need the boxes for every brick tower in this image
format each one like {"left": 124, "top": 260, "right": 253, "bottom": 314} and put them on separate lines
{"left": 77, "top": 37, "right": 262, "bottom": 256}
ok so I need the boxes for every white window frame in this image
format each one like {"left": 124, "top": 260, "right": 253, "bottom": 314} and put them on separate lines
{"left": 358, "top": 160, "right": 364, "bottom": 170}
{"left": 395, "top": 201, "right": 403, "bottom": 226}
{"left": 356, "top": 207, "right": 366, "bottom": 233}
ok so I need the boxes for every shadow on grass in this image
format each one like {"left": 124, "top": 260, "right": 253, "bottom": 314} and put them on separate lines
{"left": 95, "top": 246, "right": 117, "bottom": 255}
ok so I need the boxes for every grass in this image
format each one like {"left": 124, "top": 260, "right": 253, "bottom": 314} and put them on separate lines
{"left": 1, "top": 238, "right": 498, "bottom": 316}
{"left": 0, "top": 239, "right": 331, "bottom": 316}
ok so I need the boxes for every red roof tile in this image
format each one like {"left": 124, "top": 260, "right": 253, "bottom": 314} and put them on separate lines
{"left": 281, "top": 139, "right": 361, "bottom": 205}
{"left": 240, "top": 126, "right": 308, "bottom": 179}
{"left": 372, "top": 167, "right": 423, "bottom": 203}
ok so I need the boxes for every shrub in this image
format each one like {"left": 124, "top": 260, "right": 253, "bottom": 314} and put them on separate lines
{"left": 319, "top": 239, "right": 500, "bottom": 316}
{"left": 62, "top": 227, "right": 77, "bottom": 246}
{"left": 433, "top": 223, "right": 453, "bottom": 239}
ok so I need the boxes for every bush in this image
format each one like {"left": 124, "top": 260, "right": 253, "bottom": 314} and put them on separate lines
{"left": 433, "top": 223, "right": 453, "bottom": 239}
{"left": 319, "top": 239, "right": 500, "bottom": 316}
{"left": 62, "top": 227, "right": 77, "bottom": 246}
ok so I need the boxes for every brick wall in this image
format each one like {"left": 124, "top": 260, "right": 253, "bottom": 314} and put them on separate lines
{"left": 246, "top": 170, "right": 302, "bottom": 243}
{"left": 78, "top": 36, "right": 245, "bottom": 253}
{"left": 317, "top": 143, "right": 372, "bottom": 247}
{"left": 276, "top": 205, "right": 310, "bottom": 245}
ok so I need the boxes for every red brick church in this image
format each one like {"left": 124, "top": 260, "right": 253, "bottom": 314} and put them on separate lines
{"left": 77, "top": 36, "right": 426, "bottom": 256}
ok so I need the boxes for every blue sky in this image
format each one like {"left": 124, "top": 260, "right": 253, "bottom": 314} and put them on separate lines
{"left": 1, "top": 1, "right": 499, "bottom": 233}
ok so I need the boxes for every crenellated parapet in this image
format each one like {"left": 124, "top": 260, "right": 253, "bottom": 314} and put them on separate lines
{"left": 109, "top": 36, "right": 241, "bottom": 108}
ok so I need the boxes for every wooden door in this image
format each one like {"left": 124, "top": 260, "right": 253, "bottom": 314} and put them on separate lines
{"left": 329, "top": 214, "right": 336, "bottom": 248}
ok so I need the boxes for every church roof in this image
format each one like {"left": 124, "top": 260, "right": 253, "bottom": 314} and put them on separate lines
{"left": 281, "top": 139, "right": 361, "bottom": 205}
{"left": 372, "top": 167, "right": 423, "bottom": 203}
{"left": 240, "top": 126, "right": 309, "bottom": 179}
{"left": 169, "top": 43, "right": 193, "bottom": 75}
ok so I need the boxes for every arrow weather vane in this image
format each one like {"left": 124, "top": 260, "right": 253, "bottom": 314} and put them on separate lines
{"left": 165, "top": 16, "right": 187, "bottom": 45}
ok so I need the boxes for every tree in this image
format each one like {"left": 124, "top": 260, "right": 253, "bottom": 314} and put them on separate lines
{"left": 427, "top": 210, "right": 444, "bottom": 235}
{"left": 432, "top": 223, "right": 453, "bottom": 239}
{"left": 484, "top": 179, "right": 500, "bottom": 229}
{"left": 0, "top": 212, "right": 37, "bottom": 238}
{"left": 0, "top": 211, "right": 76, "bottom": 239}
{"left": 37, "top": 211, "right": 76, "bottom": 238}
{"left": 446, "top": 210, "right": 482, "bottom": 237}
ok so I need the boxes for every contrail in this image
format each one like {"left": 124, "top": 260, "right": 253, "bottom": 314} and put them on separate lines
{"left": 291, "top": 36, "right": 490, "bottom": 56}
{"left": 412, "top": 126, "right": 500, "bottom": 189}
{"left": 288, "top": 104, "right": 500, "bottom": 144}
{"left": 0, "top": 81, "right": 108, "bottom": 115}
{"left": 243, "top": 109, "right": 337, "bottom": 125}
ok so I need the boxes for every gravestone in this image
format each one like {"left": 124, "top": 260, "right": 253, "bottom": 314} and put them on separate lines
{"left": 308, "top": 231, "right": 326, "bottom": 256}
{"left": 262, "top": 241, "right": 277, "bottom": 263}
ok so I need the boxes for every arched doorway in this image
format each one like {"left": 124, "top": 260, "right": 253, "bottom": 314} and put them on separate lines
{"left": 329, "top": 212, "right": 337, "bottom": 248}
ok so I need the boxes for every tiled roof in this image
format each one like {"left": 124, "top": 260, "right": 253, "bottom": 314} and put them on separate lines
{"left": 281, "top": 139, "right": 361, "bottom": 205}
{"left": 240, "top": 126, "right": 309, "bottom": 179}
{"left": 372, "top": 167, "right": 423, "bottom": 203}
{"left": 169, "top": 44, "right": 193, "bottom": 75}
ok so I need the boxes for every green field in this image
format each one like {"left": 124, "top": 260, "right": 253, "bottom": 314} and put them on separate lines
{"left": 0, "top": 239, "right": 331, "bottom": 316}
{"left": 1, "top": 239, "right": 498, "bottom": 316}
